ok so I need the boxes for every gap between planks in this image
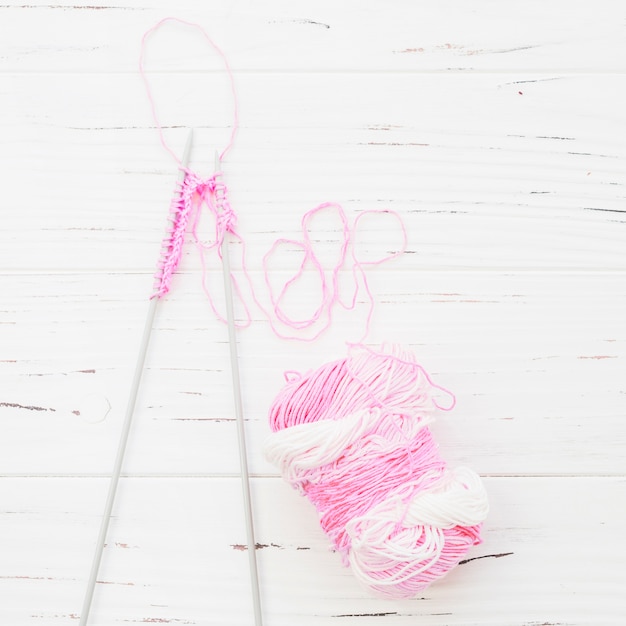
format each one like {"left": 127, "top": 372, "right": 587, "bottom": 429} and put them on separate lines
{"left": 1, "top": 473, "right": 625, "bottom": 479}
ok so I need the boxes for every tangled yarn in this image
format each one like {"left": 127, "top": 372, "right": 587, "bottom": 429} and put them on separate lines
{"left": 264, "top": 345, "right": 489, "bottom": 598}
{"left": 141, "top": 18, "right": 407, "bottom": 341}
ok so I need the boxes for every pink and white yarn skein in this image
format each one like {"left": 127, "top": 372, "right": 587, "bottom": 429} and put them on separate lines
{"left": 264, "top": 345, "right": 489, "bottom": 598}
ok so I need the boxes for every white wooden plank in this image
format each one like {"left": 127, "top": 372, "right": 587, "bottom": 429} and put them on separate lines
{"left": 1, "top": 72, "right": 625, "bottom": 272}
{"left": 2, "top": 2, "right": 625, "bottom": 625}
{"left": 1, "top": 271, "right": 624, "bottom": 476}
{"left": 0, "top": 1, "right": 625, "bottom": 72}
{"left": 1, "top": 476, "right": 624, "bottom": 625}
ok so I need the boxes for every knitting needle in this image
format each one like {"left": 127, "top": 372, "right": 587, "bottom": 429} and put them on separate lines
{"left": 79, "top": 130, "right": 194, "bottom": 626}
{"left": 215, "top": 150, "right": 263, "bottom": 626}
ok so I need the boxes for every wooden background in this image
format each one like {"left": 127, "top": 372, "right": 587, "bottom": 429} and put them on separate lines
{"left": 1, "top": 2, "right": 625, "bottom": 624}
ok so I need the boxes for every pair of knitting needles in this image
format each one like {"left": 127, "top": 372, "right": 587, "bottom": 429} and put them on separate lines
{"left": 79, "top": 130, "right": 263, "bottom": 626}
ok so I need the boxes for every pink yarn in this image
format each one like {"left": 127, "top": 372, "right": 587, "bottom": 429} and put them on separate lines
{"left": 258, "top": 204, "right": 407, "bottom": 341}
{"left": 142, "top": 18, "right": 490, "bottom": 600}
{"left": 141, "top": 18, "right": 406, "bottom": 340}
{"left": 142, "top": 18, "right": 242, "bottom": 303}
{"left": 151, "top": 171, "right": 197, "bottom": 298}
{"left": 140, "top": 17, "right": 238, "bottom": 163}
{"left": 152, "top": 169, "right": 254, "bottom": 329}
{"left": 265, "top": 345, "right": 489, "bottom": 598}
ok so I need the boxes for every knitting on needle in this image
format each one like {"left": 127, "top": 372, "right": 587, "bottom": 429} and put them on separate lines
{"left": 79, "top": 129, "right": 194, "bottom": 626}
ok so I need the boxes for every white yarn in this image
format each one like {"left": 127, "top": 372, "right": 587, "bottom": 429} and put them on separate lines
{"left": 264, "top": 408, "right": 434, "bottom": 488}
{"left": 346, "top": 467, "right": 489, "bottom": 594}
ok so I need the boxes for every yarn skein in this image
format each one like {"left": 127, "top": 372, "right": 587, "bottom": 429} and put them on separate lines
{"left": 264, "top": 345, "right": 489, "bottom": 598}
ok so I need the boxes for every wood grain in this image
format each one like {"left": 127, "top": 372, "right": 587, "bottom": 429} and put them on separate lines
{"left": 0, "top": 1, "right": 624, "bottom": 72}
{"left": 1, "top": 477, "right": 625, "bottom": 625}
{"left": 1, "top": 1, "right": 624, "bottom": 624}
{"left": 2, "top": 72, "right": 624, "bottom": 271}
{"left": 1, "top": 271, "right": 625, "bottom": 477}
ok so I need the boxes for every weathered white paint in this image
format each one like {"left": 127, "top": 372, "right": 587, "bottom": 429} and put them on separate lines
{"left": 1, "top": 477, "right": 625, "bottom": 624}
{"left": 1, "top": 2, "right": 625, "bottom": 624}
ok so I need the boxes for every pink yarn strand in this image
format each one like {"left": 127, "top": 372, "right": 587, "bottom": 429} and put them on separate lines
{"left": 142, "top": 18, "right": 408, "bottom": 342}
{"left": 151, "top": 169, "right": 196, "bottom": 299}
{"left": 347, "top": 343, "right": 457, "bottom": 411}
{"left": 256, "top": 205, "right": 408, "bottom": 342}
{"left": 141, "top": 18, "right": 247, "bottom": 320}
{"left": 152, "top": 167, "right": 252, "bottom": 326}
{"left": 139, "top": 17, "right": 239, "bottom": 163}
{"left": 190, "top": 177, "right": 253, "bottom": 328}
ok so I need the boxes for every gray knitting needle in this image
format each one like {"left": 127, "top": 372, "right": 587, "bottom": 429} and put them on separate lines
{"left": 215, "top": 150, "right": 263, "bottom": 626}
{"left": 79, "top": 130, "right": 194, "bottom": 626}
